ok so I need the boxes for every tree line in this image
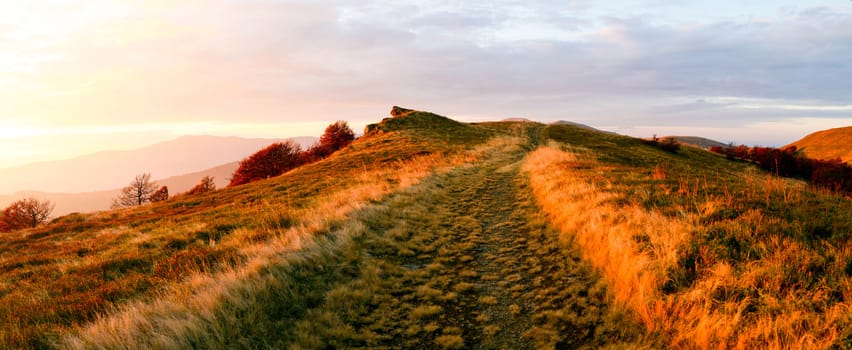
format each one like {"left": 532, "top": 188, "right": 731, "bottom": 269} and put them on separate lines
{"left": 709, "top": 144, "right": 852, "bottom": 195}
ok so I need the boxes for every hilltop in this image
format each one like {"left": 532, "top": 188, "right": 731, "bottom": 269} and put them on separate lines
{"left": 787, "top": 126, "right": 852, "bottom": 163}
{"left": 0, "top": 108, "right": 849, "bottom": 349}
{"left": 670, "top": 136, "right": 727, "bottom": 149}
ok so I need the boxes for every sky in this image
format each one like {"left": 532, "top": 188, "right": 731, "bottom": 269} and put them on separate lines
{"left": 1, "top": 0, "right": 851, "bottom": 167}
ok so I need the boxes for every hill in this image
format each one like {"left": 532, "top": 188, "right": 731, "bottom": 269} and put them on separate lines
{"left": 0, "top": 161, "right": 239, "bottom": 216}
{"left": 787, "top": 126, "right": 852, "bottom": 163}
{"left": 0, "top": 108, "right": 849, "bottom": 349}
{"left": 549, "top": 120, "right": 614, "bottom": 134}
{"left": 0, "top": 135, "right": 316, "bottom": 194}
{"left": 670, "top": 136, "right": 727, "bottom": 149}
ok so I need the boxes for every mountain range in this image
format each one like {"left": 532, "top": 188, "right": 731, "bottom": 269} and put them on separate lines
{"left": 0, "top": 135, "right": 316, "bottom": 215}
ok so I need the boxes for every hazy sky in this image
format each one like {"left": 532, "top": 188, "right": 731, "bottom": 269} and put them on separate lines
{"left": 1, "top": 0, "right": 851, "bottom": 167}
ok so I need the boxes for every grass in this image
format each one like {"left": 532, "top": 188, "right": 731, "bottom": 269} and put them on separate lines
{"left": 61, "top": 120, "right": 639, "bottom": 349}
{"left": 789, "top": 125, "right": 852, "bottom": 163}
{"left": 0, "top": 110, "right": 488, "bottom": 349}
{"left": 1, "top": 109, "right": 848, "bottom": 349}
{"left": 525, "top": 124, "right": 852, "bottom": 348}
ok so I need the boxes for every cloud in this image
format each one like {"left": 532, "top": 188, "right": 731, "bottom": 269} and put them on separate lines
{"left": 0, "top": 0, "right": 849, "bottom": 147}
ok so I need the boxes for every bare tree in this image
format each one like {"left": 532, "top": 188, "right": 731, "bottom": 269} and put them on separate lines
{"left": 112, "top": 173, "right": 158, "bottom": 208}
{"left": 2, "top": 197, "right": 55, "bottom": 230}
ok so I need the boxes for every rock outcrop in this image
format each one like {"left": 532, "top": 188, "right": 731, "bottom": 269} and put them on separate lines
{"left": 390, "top": 106, "right": 414, "bottom": 117}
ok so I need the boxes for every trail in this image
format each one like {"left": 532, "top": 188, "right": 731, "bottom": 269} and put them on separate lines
{"left": 280, "top": 134, "right": 638, "bottom": 349}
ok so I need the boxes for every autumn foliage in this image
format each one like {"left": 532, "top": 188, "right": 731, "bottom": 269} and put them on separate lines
{"left": 0, "top": 198, "right": 55, "bottom": 232}
{"left": 229, "top": 121, "right": 356, "bottom": 187}
{"left": 710, "top": 145, "right": 852, "bottom": 194}
{"left": 304, "top": 120, "right": 356, "bottom": 161}
{"left": 229, "top": 141, "right": 303, "bottom": 187}
{"left": 150, "top": 186, "right": 169, "bottom": 203}
{"left": 187, "top": 176, "right": 216, "bottom": 195}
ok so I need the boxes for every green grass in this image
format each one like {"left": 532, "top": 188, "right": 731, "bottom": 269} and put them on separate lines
{"left": 136, "top": 130, "right": 637, "bottom": 349}
{"left": 530, "top": 124, "right": 852, "bottom": 347}
{"left": 0, "top": 109, "right": 849, "bottom": 349}
{"left": 0, "top": 110, "right": 490, "bottom": 348}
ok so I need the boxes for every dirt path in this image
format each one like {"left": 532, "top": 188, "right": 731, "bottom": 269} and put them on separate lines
{"left": 280, "top": 138, "right": 638, "bottom": 349}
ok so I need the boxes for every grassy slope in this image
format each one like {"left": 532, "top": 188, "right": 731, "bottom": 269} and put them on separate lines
{"left": 671, "top": 136, "right": 727, "bottom": 150}
{"left": 0, "top": 110, "right": 487, "bottom": 348}
{"left": 62, "top": 120, "right": 641, "bottom": 349}
{"left": 529, "top": 124, "right": 852, "bottom": 348}
{"left": 788, "top": 126, "right": 852, "bottom": 163}
{"left": 2, "top": 109, "right": 850, "bottom": 349}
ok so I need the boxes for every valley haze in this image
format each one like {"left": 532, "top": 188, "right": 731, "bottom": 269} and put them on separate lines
{"left": 0, "top": 135, "right": 316, "bottom": 215}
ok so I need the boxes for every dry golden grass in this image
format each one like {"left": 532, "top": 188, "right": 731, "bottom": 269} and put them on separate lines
{"left": 60, "top": 135, "right": 514, "bottom": 349}
{"left": 524, "top": 144, "right": 852, "bottom": 349}
{"left": 788, "top": 126, "right": 852, "bottom": 163}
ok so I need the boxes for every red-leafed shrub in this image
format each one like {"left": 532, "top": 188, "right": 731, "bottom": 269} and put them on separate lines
{"left": 150, "top": 186, "right": 169, "bottom": 203}
{"left": 228, "top": 121, "right": 357, "bottom": 187}
{"left": 710, "top": 145, "right": 852, "bottom": 195}
{"left": 187, "top": 176, "right": 216, "bottom": 195}
{"left": 1, "top": 197, "right": 55, "bottom": 231}
{"left": 304, "top": 120, "right": 356, "bottom": 161}
{"left": 229, "top": 141, "right": 303, "bottom": 187}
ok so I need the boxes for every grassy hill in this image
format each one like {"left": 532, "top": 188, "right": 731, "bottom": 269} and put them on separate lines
{"left": 0, "top": 109, "right": 850, "bottom": 349}
{"left": 788, "top": 126, "right": 852, "bottom": 163}
{"left": 671, "top": 136, "right": 728, "bottom": 150}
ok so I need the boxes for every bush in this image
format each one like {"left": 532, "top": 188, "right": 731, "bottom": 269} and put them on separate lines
{"left": 229, "top": 121, "right": 356, "bottom": 187}
{"left": 710, "top": 145, "right": 852, "bottom": 195}
{"left": 304, "top": 121, "right": 356, "bottom": 161}
{"left": 1, "top": 198, "right": 55, "bottom": 231}
{"left": 658, "top": 137, "right": 681, "bottom": 153}
{"left": 229, "top": 141, "right": 303, "bottom": 186}
{"left": 644, "top": 135, "right": 680, "bottom": 153}
{"left": 187, "top": 176, "right": 216, "bottom": 195}
{"left": 150, "top": 186, "right": 169, "bottom": 203}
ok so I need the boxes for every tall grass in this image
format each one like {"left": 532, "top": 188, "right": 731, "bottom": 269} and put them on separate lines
{"left": 524, "top": 143, "right": 852, "bottom": 348}
{"left": 59, "top": 135, "right": 512, "bottom": 349}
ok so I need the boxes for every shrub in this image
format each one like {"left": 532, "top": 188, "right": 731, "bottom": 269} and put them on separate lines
{"left": 187, "top": 176, "right": 216, "bottom": 195}
{"left": 304, "top": 121, "right": 356, "bottom": 161}
{"left": 229, "top": 121, "right": 356, "bottom": 187}
{"left": 643, "top": 135, "right": 680, "bottom": 153}
{"left": 229, "top": 141, "right": 303, "bottom": 187}
{"left": 1, "top": 197, "right": 55, "bottom": 231}
{"left": 710, "top": 145, "right": 852, "bottom": 195}
{"left": 658, "top": 137, "right": 681, "bottom": 153}
{"left": 150, "top": 186, "right": 169, "bottom": 203}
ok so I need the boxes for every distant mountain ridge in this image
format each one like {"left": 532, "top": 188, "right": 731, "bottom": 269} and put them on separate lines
{"left": 549, "top": 120, "right": 615, "bottom": 134}
{"left": 0, "top": 135, "right": 316, "bottom": 194}
{"left": 787, "top": 126, "right": 852, "bottom": 163}
{"left": 0, "top": 161, "right": 240, "bottom": 216}
{"left": 670, "top": 136, "right": 727, "bottom": 150}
